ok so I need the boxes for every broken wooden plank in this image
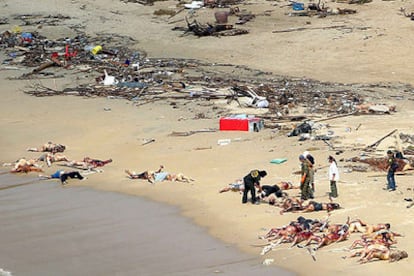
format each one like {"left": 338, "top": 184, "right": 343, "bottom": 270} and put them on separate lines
{"left": 366, "top": 129, "right": 398, "bottom": 149}
{"left": 193, "top": 146, "right": 212, "bottom": 150}
{"left": 316, "top": 112, "right": 356, "bottom": 122}
{"left": 272, "top": 25, "right": 347, "bottom": 33}
{"left": 170, "top": 128, "right": 217, "bottom": 136}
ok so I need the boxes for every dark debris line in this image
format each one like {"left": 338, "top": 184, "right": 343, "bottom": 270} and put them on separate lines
{"left": 1, "top": 16, "right": 414, "bottom": 125}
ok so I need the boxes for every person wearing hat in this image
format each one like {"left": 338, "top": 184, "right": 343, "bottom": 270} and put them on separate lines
{"left": 299, "top": 155, "right": 312, "bottom": 200}
{"left": 385, "top": 150, "right": 397, "bottom": 191}
{"left": 242, "top": 169, "right": 267, "bottom": 204}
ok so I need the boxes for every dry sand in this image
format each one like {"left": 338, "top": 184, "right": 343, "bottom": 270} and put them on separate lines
{"left": 1, "top": 0, "right": 414, "bottom": 275}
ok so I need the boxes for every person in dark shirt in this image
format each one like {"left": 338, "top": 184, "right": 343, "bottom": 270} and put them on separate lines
{"left": 242, "top": 169, "right": 267, "bottom": 204}
{"left": 60, "top": 171, "right": 84, "bottom": 184}
{"left": 259, "top": 184, "right": 283, "bottom": 199}
{"left": 385, "top": 150, "right": 397, "bottom": 191}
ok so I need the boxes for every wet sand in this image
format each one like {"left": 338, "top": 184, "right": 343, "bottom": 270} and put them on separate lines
{"left": 0, "top": 172, "right": 291, "bottom": 276}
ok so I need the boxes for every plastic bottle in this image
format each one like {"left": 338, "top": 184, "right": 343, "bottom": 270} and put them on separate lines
{"left": 91, "top": 45, "right": 102, "bottom": 55}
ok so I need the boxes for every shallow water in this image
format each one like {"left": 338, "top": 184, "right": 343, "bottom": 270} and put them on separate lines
{"left": 0, "top": 172, "right": 292, "bottom": 276}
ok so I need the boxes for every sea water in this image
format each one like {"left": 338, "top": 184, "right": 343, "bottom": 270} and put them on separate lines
{"left": 0, "top": 171, "right": 293, "bottom": 276}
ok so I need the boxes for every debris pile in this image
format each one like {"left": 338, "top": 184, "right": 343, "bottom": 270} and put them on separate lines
{"left": 181, "top": 17, "right": 249, "bottom": 37}
{"left": 1, "top": 14, "right": 413, "bottom": 139}
{"left": 285, "top": 0, "right": 357, "bottom": 18}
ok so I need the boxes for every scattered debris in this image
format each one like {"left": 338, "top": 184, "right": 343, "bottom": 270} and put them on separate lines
{"left": 262, "top": 258, "right": 274, "bottom": 265}
{"left": 288, "top": 121, "right": 312, "bottom": 137}
{"left": 141, "top": 138, "right": 155, "bottom": 145}
{"left": 0, "top": 16, "right": 412, "bottom": 136}
{"left": 178, "top": 17, "right": 249, "bottom": 37}
{"left": 365, "top": 129, "right": 397, "bottom": 149}
{"left": 170, "top": 128, "right": 217, "bottom": 136}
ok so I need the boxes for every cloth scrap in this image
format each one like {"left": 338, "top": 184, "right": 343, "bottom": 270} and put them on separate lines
{"left": 270, "top": 158, "right": 287, "bottom": 164}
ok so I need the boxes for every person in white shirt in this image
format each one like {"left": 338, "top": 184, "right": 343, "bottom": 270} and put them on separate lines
{"left": 328, "top": 156, "right": 339, "bottom": 198}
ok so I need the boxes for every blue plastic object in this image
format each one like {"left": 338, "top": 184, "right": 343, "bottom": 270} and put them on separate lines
{"left": 292, "top": 2, "right": 304, "bottom": 11}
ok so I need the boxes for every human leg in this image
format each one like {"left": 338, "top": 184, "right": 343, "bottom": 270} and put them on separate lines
{"left": 300, "top": 204, "right": 315, "bottom": 213}
{"left": 387, "top": 172, "right": 396, "bottom": 190}
{"left": 349, "top": 239, "right": 367, "bottom": 250}
{"left": 54, "top": 154, "right": 69, "bottom": 162}
{"left": 309, "top": 183, "right": 315, "bottom": 199}
{"left": 220, "top": 187, "right": 231, "bottom": 193}
{"left": 300, "top": 182, "right": 307, "bottom": 200}
{"left": 330, "top": 180, "right": 338, "bottom": 197}
{"left": 174, "top": 173, "right": 192, "bottom": 183}
{"left": 301, "top": 180, "right": 311, "bottom": 200}
{"left": 125, "top": 169, "right": 134, "bottom": 178}
{"left": 38, "top": 174, "right": 52, "bottom": 180}
{"left": 60, "top": 172, "right": 83, "bottom": 183}
{"left": 349, "top": 222, "right": 366, "bottom": 233}
{"left": 251, "top": 184, "right": 257, "bottom": 204}
{"left": 242, "top": 184, "right": 250, "bottom": 203}
{"left": 69, "top": 171, "right": 84, "bottom": 180}
{"left": 359, "top": 249, "right": 386, "bottom": 263}
{"left": 60, "top": 173, "right": 68, "bottom": 184}
{"left": 309, "top": 172, "right": 315, "bottom": 198}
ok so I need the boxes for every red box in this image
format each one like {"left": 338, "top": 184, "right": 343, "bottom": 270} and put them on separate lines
{"left": 219, "top": 116, "right": 264, "bottom": 132}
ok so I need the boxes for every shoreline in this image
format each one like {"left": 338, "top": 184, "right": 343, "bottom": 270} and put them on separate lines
{"left": 0, "top": 171, "right": 292, "bottom": 276}
{"left": 1, "top": 0, "right": 414, "bottom": 275}
{"left": 1, "top": 53, "right": 413, "bottom": 276}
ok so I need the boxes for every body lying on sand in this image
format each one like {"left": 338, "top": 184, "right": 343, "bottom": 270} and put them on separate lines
{"left": 259, "top": 215, "right": 349, "bottom": 256}
{"left": 39, "top": 169, "right": 86, "bottom": 185}
{"left": 219, "top": 181, "right": 297, "bottom": 194}
{"left": 7, "top": 158, "right": 43, "bottom": 173}
{"left": 258, "top": 214, "right": 406, "bottom": 263}
{"left": 347, "top": 245, "right": 408, "bottom": 263}
{"left": 27, "top": 141, "right": 66, "bottom": 154}
{"left": 125, "top": 165, "right": 194, "bottom": 183}
{"left": 36, "top": 152, "right": 69, "bottom": 167}
{"left": 5, "top": 155, "right": 107, "bottom": 173}
{"left": 65, "top": 157, "right": 112, "bottom": 170}
{"left": 5, "top": 136, "right": 409, "bottom": 268}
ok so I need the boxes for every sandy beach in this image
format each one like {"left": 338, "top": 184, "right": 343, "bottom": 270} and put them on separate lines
{"left": 1, "top": 0, "right": 414, "bottom": 275}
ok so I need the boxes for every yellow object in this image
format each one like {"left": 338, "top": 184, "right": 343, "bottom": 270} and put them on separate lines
{"left": 12, "top": 26, "right": 22, "bottom": 34}
{"left": 250, "top": 170, "right": 259, "bottom": 178}
{"left": 91, "top": 45, "right": 102, "bottom": 55}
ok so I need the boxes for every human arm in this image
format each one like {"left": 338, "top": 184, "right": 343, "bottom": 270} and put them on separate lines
{"left": 155, "top": 165, "right": 164, "bottom": 173}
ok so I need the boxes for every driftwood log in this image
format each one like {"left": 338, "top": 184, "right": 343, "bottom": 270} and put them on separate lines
{"left": 366, "top": 129, "right": 398, "bottom": 149}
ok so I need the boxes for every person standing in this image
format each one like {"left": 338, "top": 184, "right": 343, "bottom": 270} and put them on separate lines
{"left": 303, "top": 151, "right": 315, "bottom": 198}
{"left": 328, "top": 156, "right": 339, "bottom": 198}
{"left": 385, "top": 150, "right": 397, "bottom": 191}
{"left": 242, "top": 170, "right": 267, "bottom": 204}
{"left": 299, "top": 155, "right": 312, "bottom": 200}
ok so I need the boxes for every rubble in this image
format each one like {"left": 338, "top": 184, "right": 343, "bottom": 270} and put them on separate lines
{"left": 1, "top": 16, "right": 413, "bottom": 138}
{"left": 174, "top": 17, "right": 249, "bottom": 37}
